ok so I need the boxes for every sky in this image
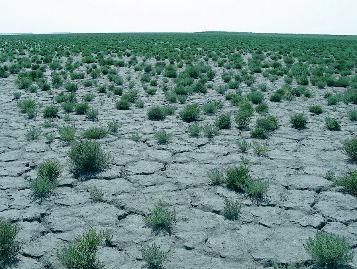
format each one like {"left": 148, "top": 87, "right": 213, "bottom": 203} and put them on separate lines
{"left": 1, "top": 0, "right": 356, "bottom": 35}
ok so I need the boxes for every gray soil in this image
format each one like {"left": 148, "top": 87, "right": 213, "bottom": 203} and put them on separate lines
{"left": 0, "top": 63, "right": 356, "bottom": 269}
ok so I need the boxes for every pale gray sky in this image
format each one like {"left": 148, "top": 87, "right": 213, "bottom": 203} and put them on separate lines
{"left": 1, "top": 0, "right": 356, "bottom": 35}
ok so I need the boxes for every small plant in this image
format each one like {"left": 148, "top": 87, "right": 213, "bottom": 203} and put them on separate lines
{"left": 202, "top": 100, "right": 222, "bottom": 115}
{"left": 225, "top": 165, "right": 251, "bottom": 192}
{"left": 343, "top": 138, "right": 357, "bottom": 161}
{"left": 17, "top": 99, "right": 37, "bottom": 119}
{"left": 180, "top": 104, "right": 200, "bottom": 122}
{"left": 203, "top": 124, "right": 219, "bottom": 139}
{"left": 64, "top": 82, "right": 78, "bottom": 92}
{"left": 142, "top": 243, "right": 167, "bottom": 269}
{"left": 43, "top": 105, "right": 59, "bottom": 118}
{"left": 155, "top": 131, "right": 171, "bottom": 145}
{"left": 86, "top": 108, "right": 99, "bottom": 121}
{"left": 82, "top": 127, "right": 108, "bottom": 139}
{"left": 89, "top": 186, "right": 104, "bottom": 202}
{"left": 255, "top": 103, "right": 269, "bottom": 114}
{"left": 58, "top": 229, "right": 103, "bottom": 269}
{"left": 82, "top": 93, "right": 95, "bottom": 102}
{"left": 248, "top": 90, "right": 264, "bottom": 104}
{"left": 235, "top": 100, "right": 253, "bottom": 129}
{"left": 215, "top": 113, "right": 231, "bottom": 129}
{"left": 59, "top": 126, "right": 76, "bottom": 142}
{"left": 225, "top": 165, "right": 267, "bottom": 200}
{"left": 325, "top": 117, "right": 341, "bottom": 131}
{"left": 238, "top": 140, "right": 250, "bottom": 153}
{"left": 309, "top": 105, "right": 323, "bottom": 115}
{"left": 187, "top": 123, "right": 200, "bottom": 137}
{"left": 13, "top": 92, "right": 21, "bottom": 100}
{"left": 30, "top": 177, "right": 56, "bottom": 201}
{"left": 0, "top": 219, "right": 19, "bottom": 266}
{"left": 75, "top": 103, "right": 89, "bottom": 115}
{"left": 107, "top": 121, "right": 119, "bottom": 134}
{"left": 304, "top": 232, "right": 352, "bottom": 268}
{"left": 208, "top": 169, "right": 225, "bottom": 185}
{"left": 223, "top": 198, "right": 241, "bottom": 220}
{"left": 348, "top": 109, "right": 357, "bottom": 121}
{"left": 26, "top": 126, "right": 41, "bottom": 141}
{"left": 290, "top": 113, "right": 307, "bottom": 129}
{"left": 37, "top": 159, "right": 61, "bottom": 182}
{"left": 148, "top": 106, "right": 166, "bottom": 121}
{"left": 336, "top": 170, "right": 357, "bottom": 195}
{"left": 115, "top": 98, "right": 130, "bottom": 110}
{"left": 144, "top": 201, "right": 175, "bottom": 234}
{"left": 130, "top": 132, "right": 141, "bottom": 142}
{"left": 68, "top": 140, "right": 110, "bottom": 176}
{"left": 253, "top": 143, "right": 269, "bottom": 157}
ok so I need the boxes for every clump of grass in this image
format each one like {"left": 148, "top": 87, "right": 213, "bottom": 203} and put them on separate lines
{"left": 237, "top": 140, "right": 250, "bottom": 153}
{"left": 30, "top": 177, "right": 56, "bottom": 201}
{"left": 251, "top": 115, "right": 278, "bottom": 139}
{"left": 235, "top": 99, "right": 254, "bottom": 130}
{"left": 309, "top": 105, "right": 323, "bottom": 115}
{"left": 107, "top": 120, "right": 119, "bottom": 134}
{"left": 17, "top": 99, "right": 37, "bottom": 119}
{"left": 248, "top": 90, "right": 264, "bottom": 104}
{"left": 202, "top": 100, "right": 222, "bottom": 115}
{"left": 215, "top": 113, "right": 231, "bottom": 129}
{"left": 115, "top": 98, "right": 130, "bottom": 110}
{"left": 43, "top": 105, "right": 58, "bottom": 118}
{"left": 58, "top": 229, "right": 103, "bottom": 269}
{"left": 155, "top": 131, "right": 171, "bottom": 145}
{"left": 225, "top": 165, "right": 268, "bottom": 200}
{"left": 325, "top": 117, "right": 341, "bottom": 131}
{"left": 89, "top": 186, "right": 104, "bottom": 202}
{"left": 148, "top": 106, "right": 166, "bottom": 121}
{"left": 336, "top": 170, "right": 357, "bottom": 195}
{"left": 31, "top": 159, "right": 61, "bottom": 201}
{"left": 64, "top": 82, "right": 78, "bottom": 92}
{"left": 68, "top": 140, "right": 110, "bottom": 176}
{"left": 59, "top": 126, "right": 76, "bottom": 142}
{"left": 86, "top": 108, "right": 99, "bottom": 121}
{"left": 142, "top": 243, "right": 167, "bottom": 269}
{"left": 130, "top": 132, "right": 141, "bottom": 142}
{"left": 37, "top": 160, "right": 61, "bottom": 181}
{"left": 26, "top": 126, "right": 41, "bottom": 141}
{"left": 75, "top": 102, "right": 89, "bottom": 115}
{"left": 208, "top": 169, "right": 225, "bottom": 185}
{"left": 223, "top": 198, "right": 241, "bottom": 220}
{"left": 187, "top": 123, "right": 200, "bottom": 137}
{"left": 343, "top": 138, "right": 357, "bottom": 161}
{"left": 290, "top": 113, "right": 307, "bottom": 129}
{"left": 144, "top": 201, "right": 175, "bottom": 234}
{"left": 82, "top": 127, "right": 108, "bottom": 139}
{"left": 255, "top": 103, "right": 269, "bottom": 114}
{"left": 180, "top": 104, "right": 200, "bottom": 122}
{"left": 304, "top": 232, "right": 352, "bottom": 268}
{"left": 0, "top": 220, "right": 20, "bottom": 267}
{"left": 348, "top": 109, "right": 357, "bottom": 121}
{"left": 253, "top": 142, "right": 269, "bottom": 157}
{"left": 82, "top": 93, "right": 95, "bottom": 102}
{"left": 203, "top": 124, "right": 219, "bottom": 139}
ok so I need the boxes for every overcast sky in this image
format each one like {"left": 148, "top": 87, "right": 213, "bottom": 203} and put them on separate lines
{"left": 1, "top": 0, "right": 356, "bottom": 35}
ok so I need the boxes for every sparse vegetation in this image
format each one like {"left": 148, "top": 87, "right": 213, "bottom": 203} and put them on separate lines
{"left": 68, "top": 140, "right": 110, "bottom": 175}
{"left": 144, "top": 201, "right": 175, "bottom": 234}
{"left": 343, "top": 138, "right": 357, "bottom": 161}
{"left": 0, "top": 220, "right": 19, "bottom": 267}
{"left": 304, "top": 232, "right": 352, "bottom": 268}
{"left": 58, "top": 229, "right": 103, "bottom": 269}
{"left": 290, "top": 113, "right": 307, "bottom": 129}
{"left": 142, "top": 243, "right": 167, "bottom": 269}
